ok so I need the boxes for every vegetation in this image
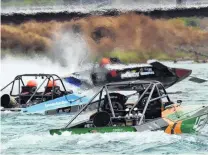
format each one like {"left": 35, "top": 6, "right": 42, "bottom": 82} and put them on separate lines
{"left": 102, "top": 50, "right": 192, "bottom": 63}
{"left": 182, "top": 17, "right": 201, "bottom": 28}
{"left": 1, "top": 14, "right": 208, "bottom": 62}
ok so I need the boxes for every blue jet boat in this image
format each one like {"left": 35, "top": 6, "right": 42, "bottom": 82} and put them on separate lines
{"left": 1, "top": 74, "right": 90, "bottom": 115}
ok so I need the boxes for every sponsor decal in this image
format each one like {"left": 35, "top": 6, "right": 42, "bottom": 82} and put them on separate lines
{"left": 140, "top": 67, "right": 155, "bottom": 75}
{"left": 121, "top": 69, "right": 155, "bottom": 79}
{"left": 90, "top": 130, "right": 98, "bottom": 133}
{"left": 140, "top": 71, "right": 155, "bottom": 76}
{"left": 121, "top": 71, "right": 140, "bottom": 79}
{"left": 45, "top": 101, "right": 68, "bottom": 108}
{"left": 112, "top": 128, "right": 124, "bottom": 132}
{"left": 193, "top": 115, "right": 208, "bottom": 131}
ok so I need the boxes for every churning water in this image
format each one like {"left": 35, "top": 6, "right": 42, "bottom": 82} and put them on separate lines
{"left": 1, "top": 60, "right": 208, "bottom": 155}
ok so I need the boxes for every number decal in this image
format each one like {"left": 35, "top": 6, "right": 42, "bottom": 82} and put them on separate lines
{"left": 78, "top": 104, "right": 85, "bottom": 110}
{"left": 193, "top": 115, "right": 208, "bottom": 131}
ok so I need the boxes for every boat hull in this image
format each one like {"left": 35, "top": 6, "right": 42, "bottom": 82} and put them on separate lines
{"left": 49, "top": 106, "right": 208, "bottom": 135}
{"left": 64, "top": 61, "right": 192, "bottom": 89}
{"left": 1, "top": 93, "right": 90, "bottom": 115}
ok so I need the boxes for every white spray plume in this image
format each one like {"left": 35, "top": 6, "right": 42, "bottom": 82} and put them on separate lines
{"left": 50, "top": 31, "right": 90, "bottom": 72}
{"left": 0, "top": 56, "right": 69, "bottom": 92}
{"left": 0, "top": 32, "right": 91, "bottom": 93}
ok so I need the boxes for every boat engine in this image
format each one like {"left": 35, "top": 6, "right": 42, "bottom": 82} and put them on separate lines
{"left": 92, "top": 111, "right": 111, "bottom": 127}
{"left": 1, "top": 94, "right": 17, "bottom": 108}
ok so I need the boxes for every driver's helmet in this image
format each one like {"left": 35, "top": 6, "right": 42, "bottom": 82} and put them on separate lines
{"left": 47, "top": 80, "right": 57, "bottom": 88}
{"left": 100, "top": 57, "right": 111, "bottom": 67}
{"left": 26, "top": 80, "right": 37, "bottom": 87}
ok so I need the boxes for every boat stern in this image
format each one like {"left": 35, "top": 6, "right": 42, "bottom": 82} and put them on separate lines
{"left": 173, "top": 68, "right": 192, "bottom": 82}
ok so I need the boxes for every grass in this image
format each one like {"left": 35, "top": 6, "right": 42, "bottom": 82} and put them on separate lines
{"left": 108, "top": 50, "right": 141, "bottom": 63}
{"left": 182, "top": 17, "right": 201, "bottom": 28}
{"left": 169, "top": 17, "right": 201, "bottom": 29}
{"left": 100, "top": 49, "right": 191, "bottom": 63}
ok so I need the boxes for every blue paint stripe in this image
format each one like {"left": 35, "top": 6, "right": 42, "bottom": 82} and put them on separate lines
{"left": 64, "top": 77, "right": 82, "bottom": 87}
{"left": 22, "top": 93, "right": 90, "bottom": 113}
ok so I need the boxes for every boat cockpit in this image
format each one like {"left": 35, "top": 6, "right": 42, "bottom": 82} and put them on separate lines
{"left": 65, "top": 80, "right": 175, "bottom": 129}
{"left": 1, "top": 74, "right": 73, "bottom": 108}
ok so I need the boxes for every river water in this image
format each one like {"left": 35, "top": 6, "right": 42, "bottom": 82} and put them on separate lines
{"left": 1, "top": 62, "right": 208, "bottom": 155}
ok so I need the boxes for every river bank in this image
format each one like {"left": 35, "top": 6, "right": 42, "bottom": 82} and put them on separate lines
{"left": 1, "top": 13, "right": 208, "bottom": 62}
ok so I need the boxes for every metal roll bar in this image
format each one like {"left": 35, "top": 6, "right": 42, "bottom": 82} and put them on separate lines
{"left": 64, "top": 80, "right": 172, "bottom": 128}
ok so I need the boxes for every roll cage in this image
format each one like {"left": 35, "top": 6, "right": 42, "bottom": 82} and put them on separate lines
{"left": 1, "top": 74, "right": 68, "bottom": 104}
{"left": 65, "top": 80, "right": 172, "bottom": 128}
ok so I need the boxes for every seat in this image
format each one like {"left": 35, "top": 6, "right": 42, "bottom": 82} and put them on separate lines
{"left": 137, "top": 91, "right": 162, "bottom": 119}
{"left": 102, "top": 93, "right": 128, "bottom": 117}
{"left": 21, "top": 86, "right": 37, "bottom": 94}
{"left": 20, "top": 86, "right": 37, "bottom": 104}
{"left": 44, "top": 86, "right": 63, "bottom": 100}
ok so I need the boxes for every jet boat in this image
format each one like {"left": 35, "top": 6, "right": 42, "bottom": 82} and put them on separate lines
{"left": 50, "top": 80, "right": 208, "bottom": 135}
{"left": 1, "top": 74, "right": 90, "bottom": 114}
{"left": 63, "top": 59, "right": 192, "bottom": 89}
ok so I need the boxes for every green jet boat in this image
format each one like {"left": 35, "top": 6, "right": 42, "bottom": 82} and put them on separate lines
{"left": 50, "top": 80, "right": 208, "bottom": 135}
